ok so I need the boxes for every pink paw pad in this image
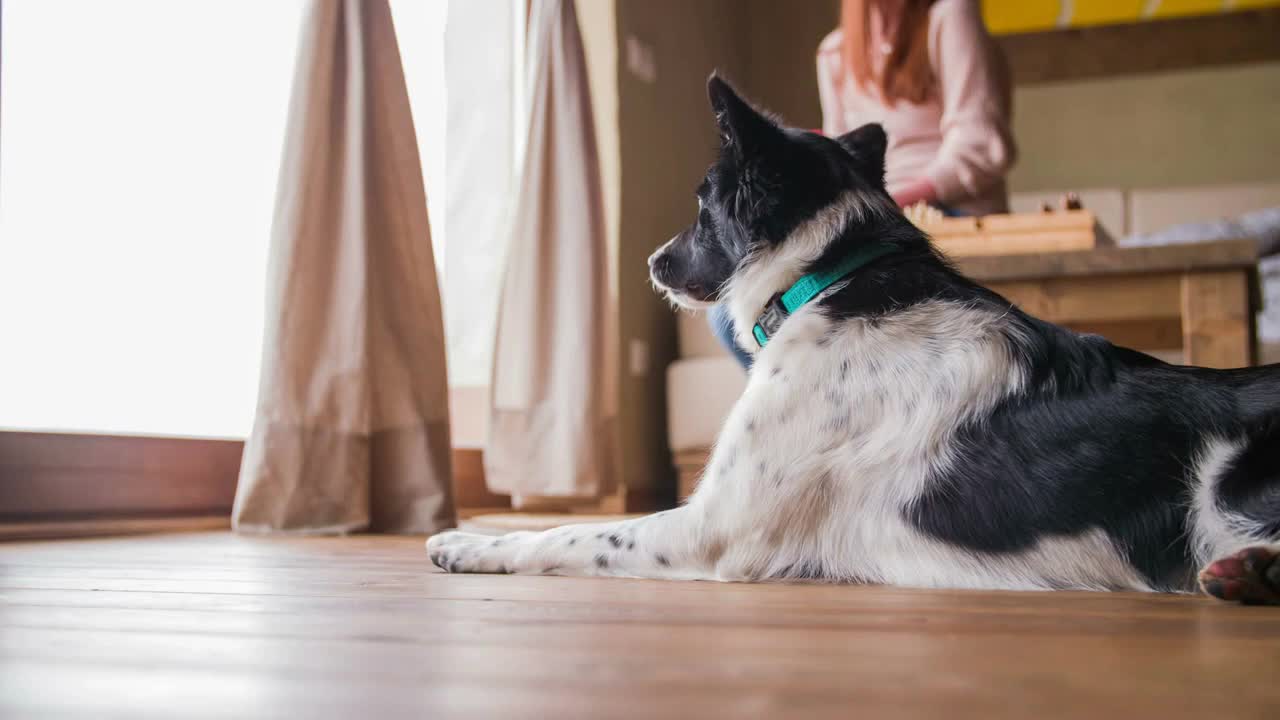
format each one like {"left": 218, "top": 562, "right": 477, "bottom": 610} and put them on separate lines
{"left": 1199, "top": 546, "right": 1280, "bottom": 606}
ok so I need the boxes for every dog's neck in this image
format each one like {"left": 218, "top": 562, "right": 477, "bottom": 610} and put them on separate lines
{"left": 723, "top": 192, "right": 888, "bottom": 352}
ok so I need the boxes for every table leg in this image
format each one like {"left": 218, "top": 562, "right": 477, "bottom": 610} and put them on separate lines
{"left": 1180, "top": 271, "right": 1254, "bottom": 368}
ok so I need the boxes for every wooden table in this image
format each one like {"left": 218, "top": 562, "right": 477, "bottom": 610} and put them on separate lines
{"left": 957, "top": 238, "right": 1261, "bottom": 368}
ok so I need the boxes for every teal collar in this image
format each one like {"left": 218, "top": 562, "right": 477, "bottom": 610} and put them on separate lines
{"left": 751, "top": 242, "right": 897, "bottom": 347}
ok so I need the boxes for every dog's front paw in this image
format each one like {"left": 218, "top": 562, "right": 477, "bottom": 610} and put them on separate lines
{"left": 426, "top": 530, "right": 516, "bottom": 574}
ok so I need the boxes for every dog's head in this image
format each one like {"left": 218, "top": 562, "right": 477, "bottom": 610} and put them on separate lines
{"left": 648, "top": 74, "right": 893, "bottom": 310}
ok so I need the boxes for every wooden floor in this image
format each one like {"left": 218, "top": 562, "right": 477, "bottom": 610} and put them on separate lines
{"left": 2, "top": 533, "right": 1278, "bottom": 719}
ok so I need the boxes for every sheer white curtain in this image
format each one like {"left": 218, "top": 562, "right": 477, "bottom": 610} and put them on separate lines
{"left": 441, "top": 0, "right": 525, "bottom": 393}
{"left": 484, "top": 0, "right": 617, "bottom": 502}
{"left": 389, "top": 1, "right": 449, "bottom": 273}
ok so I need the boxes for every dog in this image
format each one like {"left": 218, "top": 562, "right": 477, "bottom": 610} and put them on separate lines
{"left": 428, "top": 75, "right": 1280, "bottom": 604}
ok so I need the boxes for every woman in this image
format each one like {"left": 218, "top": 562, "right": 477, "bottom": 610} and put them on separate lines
{"left": 711, "top": 0, "right": 1016, "bottom": 369}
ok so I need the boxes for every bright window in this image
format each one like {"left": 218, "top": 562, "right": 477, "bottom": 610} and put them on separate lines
{"left": 0, "top": 0, "right": 459, "bottom": 438}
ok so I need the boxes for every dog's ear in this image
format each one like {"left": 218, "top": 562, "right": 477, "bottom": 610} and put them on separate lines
{"left": 835, "top": 123, "right": 887, "bottom": 188}
{"left": 707, "top": 72, "right": 776, "bottom": 159}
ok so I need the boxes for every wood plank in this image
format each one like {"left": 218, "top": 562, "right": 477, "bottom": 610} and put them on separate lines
{"left": 957, "top": 239, "right": 1257, "bottom": 283}
{"left": 1181, "top": 271, "right": 1256, "bottom": 368}
{"left": 4, "top": 590, "right": 1271, "bottom": 638}
{"left": 936, "top": 229, "right": 1095, "bottom": 258}
{"left": 921, "top": 210, "right": 1098, "bottom": 257}
{"left": 1, "top": 532, "right": 1278, "bottom": 719}
{"left": 998, "top": 9, "right": 1280, "bottom": 85}
{"left": 977, "top": 210, "right": 1094, "bottom": 234}
{"left": 920, "top": 215, "right": 979, "bottom": 234}
{"left": 990, "top": 274, "right": 1183, "bottom": 325}
{"left": 2, "top": 625, "right": 1275, "bottom": 713}
{"left": 1062, "top": 318, "right": 1184, "bottom": 353}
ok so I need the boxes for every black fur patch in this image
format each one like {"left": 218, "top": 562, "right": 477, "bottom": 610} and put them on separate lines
{"left": 1216, "top": 415, "right": 1280, "bottom": 538}
{"left": 897, "top": 302, "right": 1276, "bottom": 591}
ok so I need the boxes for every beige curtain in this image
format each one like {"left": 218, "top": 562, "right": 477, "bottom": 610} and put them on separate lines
{"left": 485, "top": 0, "right": 616, "bottom": 502}
{"left": 233, "top": 0, "right": 453, "bottom": 534}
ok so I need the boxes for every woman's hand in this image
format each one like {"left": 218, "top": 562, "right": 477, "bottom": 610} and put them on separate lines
{"left": 890, "top": 178, "right": 938, "bottom": 209}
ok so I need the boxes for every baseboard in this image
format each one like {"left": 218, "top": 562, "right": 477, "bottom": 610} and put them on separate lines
{"left": 0, "top": 514, "right": 230, "bottom": 542}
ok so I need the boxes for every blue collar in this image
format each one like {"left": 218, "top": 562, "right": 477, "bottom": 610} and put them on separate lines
{"left": 751, "top": 242, "right": 897, "bottom": 347}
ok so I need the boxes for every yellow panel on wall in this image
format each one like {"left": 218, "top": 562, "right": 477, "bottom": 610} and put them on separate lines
{"left": 1146, "top": 0, "right": 1228, "bottom": 18}
{"left": 981, "top": 0, "right": 1060, "bottom": 35}
{"left": 984, "top": 0, "right": 1280, "bottom": 34}
{"left": 1070, "top": 0, "right": 1145, "bottom": 27}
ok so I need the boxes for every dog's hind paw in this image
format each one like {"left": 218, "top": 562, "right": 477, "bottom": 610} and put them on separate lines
{"left": 1199, "top": 546, "right": 1280, "bottom": 605}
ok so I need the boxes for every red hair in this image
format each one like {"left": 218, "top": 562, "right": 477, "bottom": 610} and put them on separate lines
{"left": 841, "top": 0, "right": 938, "bottom": 105}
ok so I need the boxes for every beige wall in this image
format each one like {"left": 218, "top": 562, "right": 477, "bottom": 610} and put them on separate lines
{"left": 612, "top": 0, "right": 749, "bottom": 494}
{"left": 577, "top": 0, "right": 621, "bottom": 292}
{"left": 739, "top": 0, "right": 837, "bottom": 127}
{"left": 578, "top": 0, "right": 624, "bottom": 490}
{"left": 1010, "top": 61, "right": 1280, "bottom": 192}
{"left": 730, "top": 6, "right": 1280, "bottom": 195}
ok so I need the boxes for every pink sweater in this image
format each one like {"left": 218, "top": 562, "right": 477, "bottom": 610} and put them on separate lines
{"left": 817, "top": 0, "right": 1015, "bottom": 215}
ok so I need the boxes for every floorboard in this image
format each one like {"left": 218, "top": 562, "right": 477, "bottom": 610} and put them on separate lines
{"left": 1, "top": 532, "right": 1277, "bottom": 719}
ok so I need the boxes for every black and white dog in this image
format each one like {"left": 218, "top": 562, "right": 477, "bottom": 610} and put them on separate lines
{"left": 429, "top": 75, "right": 1280, "bottom": 604}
